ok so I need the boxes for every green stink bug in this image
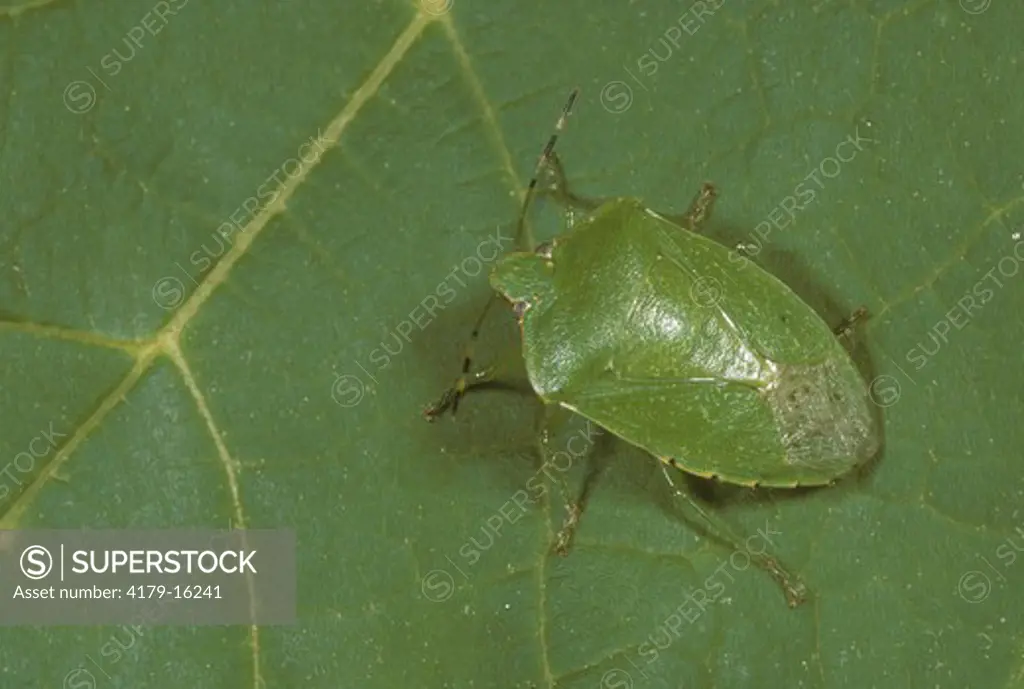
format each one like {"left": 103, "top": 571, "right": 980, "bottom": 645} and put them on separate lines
{"left": 425, "top": 89, "right": 880, "bottom": 607}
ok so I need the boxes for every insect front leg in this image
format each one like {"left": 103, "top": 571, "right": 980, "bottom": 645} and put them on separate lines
{"left": 422, "top": 352, "right": 532, "bottom": 421}
{"left": 656, "top": 458, "right": 808, "bottom": 608}
{"left": 423, "top": 285, "right": 521, "bottom": 420}
{"left": 423, "top": 365, "right": 500, "bottom": 420}
{"left": 537, "top": 152, "right": 605, "bottom": 216}
{"left": 664, "top": 182, "right": 718, "bottom": 233}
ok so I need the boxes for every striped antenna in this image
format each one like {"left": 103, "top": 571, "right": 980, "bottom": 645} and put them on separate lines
{"left": 438, "top": 88, "right": 582, "bottom": 417}
{"left": 513, "top": 88, "right": 580, "bottom": 247}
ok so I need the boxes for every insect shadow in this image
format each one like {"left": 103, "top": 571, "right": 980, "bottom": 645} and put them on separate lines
{"left": 410, "top": 262, "right": 557, "bottom": 490}
{"left": 413, "top": 269, "right": 632, "bottom": 510}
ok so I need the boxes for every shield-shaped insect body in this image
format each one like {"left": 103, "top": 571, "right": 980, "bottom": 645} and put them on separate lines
{"left": 425, "top": 89, "right": 880, "bottom": 607}
{"left": 491, "top": 198, "right": 879, "bottom": 487}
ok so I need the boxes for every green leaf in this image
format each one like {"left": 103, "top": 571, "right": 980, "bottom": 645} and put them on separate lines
{"left": 2, "top": 1, "right": 1023, "bottom": 687}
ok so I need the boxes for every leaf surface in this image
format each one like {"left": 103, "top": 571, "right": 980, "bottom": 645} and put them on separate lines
{"left": 1, "top": 1, "right": 1022, "bottom": 687}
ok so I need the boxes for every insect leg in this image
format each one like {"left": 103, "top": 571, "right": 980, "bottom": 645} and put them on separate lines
{"left": 536, "top": 404, "right": 580, "bottom": 552}
{"left": 832, "top": 306, "right": 869, "bottom": 340}
{"left": 538, "top": 405, "right": 606, "bottom": 556}
{"left": 551, "top": 450, "right": 607, "bottom": 555}
{"left": 664, "top": 183, "right": 718, "bottom": 233}
{"left": 657, "top": 459, "right": 808, "bottom": 607}
{"left": 537, "top": 152, "right": 605, "bottom": 214}
{"left": 449, "top": 291, "right": 504, "bottom": 415}
{"left": 423, "top": 365, "right": 499, "bottom": 420}
{"left": 423, "top": 359, "right": 533, "bottom": 420}
{"left": 733, "top": 242, "right": 759, "bottom": 257}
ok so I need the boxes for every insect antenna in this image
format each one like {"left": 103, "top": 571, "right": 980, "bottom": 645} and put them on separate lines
{"left": 513, "top": 87, "right": 579, "bottom": 251}
{"left": 447, "top": 88, "right": 580, "bottom": 415}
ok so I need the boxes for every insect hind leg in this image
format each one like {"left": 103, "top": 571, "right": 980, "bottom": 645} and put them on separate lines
{"left": 657, "top": 457, "right": 808, "bottom": 607}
